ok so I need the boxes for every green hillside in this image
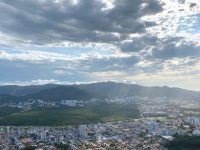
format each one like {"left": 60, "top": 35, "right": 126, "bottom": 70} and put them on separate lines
{"left": 0, "top": 107, "right": 23, "bottom": 118}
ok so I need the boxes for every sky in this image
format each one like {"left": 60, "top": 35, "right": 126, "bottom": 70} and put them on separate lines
{"left": 0, "top": 0, "right": 200, "bottom": 90}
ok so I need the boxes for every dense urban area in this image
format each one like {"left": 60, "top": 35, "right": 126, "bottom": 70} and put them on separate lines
{"left": 0, "top": 95, "right": 200, "bottom": 150}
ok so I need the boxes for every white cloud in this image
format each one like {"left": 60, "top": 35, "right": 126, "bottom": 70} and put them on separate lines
{"left": 142, "top": 0, "right": 200, "bottom": 43}
{"left": 0, "top": 49, "right": 132, "bottom": 64}
{"left": 0, "top": 79, "right": 71, "bottom": 86}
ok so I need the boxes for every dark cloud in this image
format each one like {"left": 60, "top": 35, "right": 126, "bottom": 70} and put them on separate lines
{"left": 119, "top": 35, "right": 200, "bottom": 59}
{"left": 0, "top": 0, "right": 163, "bottom": 45}
{"left": 190, "top": 3, "right": 197, "bottom": 9}
{"left": 151, "top": 38, "right": 200, "bottom": 59}
{"left": 152, "top": 44, "right": 200, "bottom": 59}
{"left": 82, "top": 56, "right": 140, "bottom": 72}
{"left": 120, "top": 35, "right": 158, "bottom": 52}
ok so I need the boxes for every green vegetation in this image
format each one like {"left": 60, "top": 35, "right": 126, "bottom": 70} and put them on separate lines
{"left": 0, "top": 103, "right": 139, "bottom": 126}
{"left": 165, "top": 136, "right": 200, "bottom": 150}
{"left": 23, "top": 146, "right": 36, "bottom": 150}
{"left": 0, "top": 107, "right": 22, "bottom": 118}
{"left": 55, "top": 143, "right": 70, "bottom": 150}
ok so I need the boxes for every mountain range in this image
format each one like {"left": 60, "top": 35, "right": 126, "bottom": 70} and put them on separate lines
{"left": 0, "top": 82, "right": 199, "bottom": 103}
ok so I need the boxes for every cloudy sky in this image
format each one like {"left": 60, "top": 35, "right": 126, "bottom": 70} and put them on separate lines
{"left": 0, "top": 0, "right": 200, "bottom": 90}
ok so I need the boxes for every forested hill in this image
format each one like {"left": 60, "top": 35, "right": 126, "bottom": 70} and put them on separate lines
{"left": 0, "top": 82, "right": 199, "bottom": 102}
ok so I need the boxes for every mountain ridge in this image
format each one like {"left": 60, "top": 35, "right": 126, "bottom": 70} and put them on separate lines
{"left": 0, "top": 82, "right": 199, "bottom": 102}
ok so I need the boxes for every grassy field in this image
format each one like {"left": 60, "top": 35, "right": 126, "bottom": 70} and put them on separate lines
{"left": 0, "top": 107, "right": 23, "bottom": 118}
{"left": 0, "top": 103, "right": 139, "bottom": 126}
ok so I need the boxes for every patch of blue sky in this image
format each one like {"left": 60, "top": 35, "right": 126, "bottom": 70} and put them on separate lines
{"left": 0, "top": 59, "right": 92, "bottom": 83}
{"left": 0, "top": 47, "right": 21, "bottom": 53}
{"left": 177, "top": 13, "right": 200, "bottom": 34}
